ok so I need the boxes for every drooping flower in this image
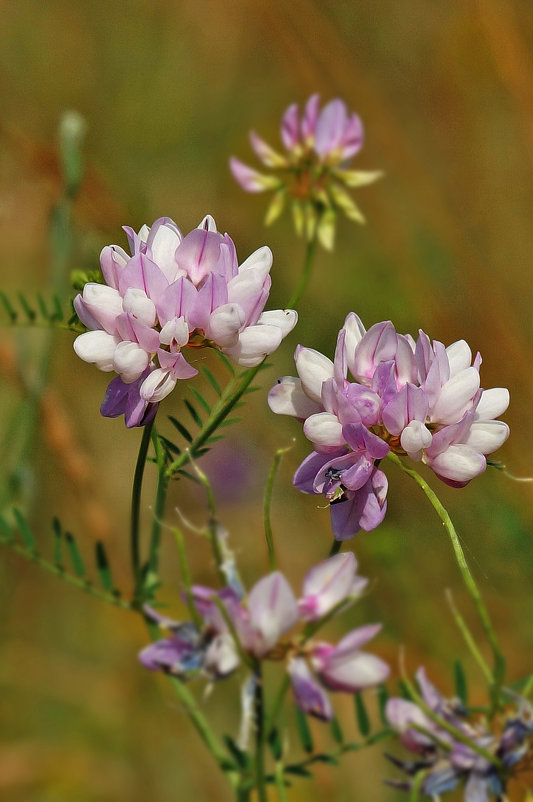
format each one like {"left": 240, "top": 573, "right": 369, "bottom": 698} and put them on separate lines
{"left": 139, "top": 553, "right": 388, "bottom": 720}
{"left": 73, "top": 215, "right": 297, "bottom": 426}
{"left": 230, "top": 96, "right": 382, "bottom": 249}
{"left": 386, "top": 668, "right": 533, "bottom": 800}
{"left": 268, "top": 312, "right": 510, "bottom": 539}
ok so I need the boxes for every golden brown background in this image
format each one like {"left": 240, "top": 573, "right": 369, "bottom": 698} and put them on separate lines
{"left": 0, "top": 1, "right": 532, "bottom": 800}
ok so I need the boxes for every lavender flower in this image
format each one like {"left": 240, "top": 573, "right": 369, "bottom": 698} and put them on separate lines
{"left": 268, "top": 313, "right": 510, "bottom": 539}
{"left": 73, "top": 216, "right": 297, "bottom": 426}
{"left": 230, "top": 96, "right": 382, "bottom": 249}
{"left": 139, "top": 554, "right": 388, "bottom": 720}
{"left": 386, "top": 669, "right": 533, "bottom": 800}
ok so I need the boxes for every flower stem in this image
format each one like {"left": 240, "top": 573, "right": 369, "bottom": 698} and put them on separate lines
{"left": 165, "top": 364, "right": 263, "bottom": 481}
{"left": 171, "top": 524, "right": 202, "bottom": 628}
{"left": 254, "top": 669, "right": 268, "bottom": 802}
{"left": 263, "top": 443, "right": 294, "bottom": 570}
{"left": 146, "top": 426, "right": 169, "bottom": 585}
{"left": 288, "top": 236, "right": 317, "bottom": 309}
{"left": 445, "top": 588, "right": 493, "bottom": 684}
{"left": 265, "top": 675, "right": 290, "bottom": 739}
{"left": 130, "top": 418, "right": 154, "bottom": 599}
{"left": 388, "top": 454, "right": 506, "bottom": 705}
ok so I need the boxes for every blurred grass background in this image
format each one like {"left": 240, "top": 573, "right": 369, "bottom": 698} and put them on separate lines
{"left": 0, "top": 0, "right": 532, "bottom": 799}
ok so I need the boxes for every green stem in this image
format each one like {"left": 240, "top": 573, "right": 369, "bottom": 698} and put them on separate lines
{"left": 265, "top": 675, "right": 290, "bottom": 739}
{"left": 191, "top": 459, "right": 226, "bottom": 585}
{"left": 165, "top": 364, "right": 262, "bottom": 481}
{"left": 146, "top": 426, "right": 169, "bottom": 584}
{"left": 445, "top": 589, "right": 493, "bottom": 684}
{"left": 171, "top": 525, "right": 202, "bottom": 628}
{"left": 254, "top": 669, "right": 268, "bottom": 802}
{"left": 288, "top": 236, "right": 317, "bottom": 308}
{"left": 328, "top": 539, "right": 342, "bottom": 557}
{"left": 263, "top": 444, "right": 293, "bottom": 570}
{"left": 388, "top": 454, "right": 506, "bottom": 705}
{"left": 130, "top": 419, "right": 154, "bottom": 597}
{"left": 274, "top": 761, "right": 288, "bottom": 802}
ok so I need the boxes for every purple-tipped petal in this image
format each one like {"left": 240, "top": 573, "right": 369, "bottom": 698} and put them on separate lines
{"left": 289, "top": 658, "right": 334, "bottom": 721}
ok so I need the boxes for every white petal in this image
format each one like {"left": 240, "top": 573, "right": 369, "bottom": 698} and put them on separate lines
{"left": 303, "top": 412, "right": 344, "bottom": 449}
{"left": 149, "top": 224, "right": 182, "bottom": 282}
{"left": 474, "top": 388, "right": 510, "bottom": 421}
{"left": 238, "top": 246, "right": 273, "bottom": 281}
{"left": 159, "top": 316, "right": 190, "bottom": 347}
{"left": 256, "top": 309, "right": 298, "bottom": 338}
{"left": 139, "top": 368, "right": 177, "bottom": 402}
{"left": 431, "top": 367, "right": 480, "bottom": 424}
{"left": 207, "top": 303, "right": 246, "bottom": 347}
{"left": 445, "top": 340, "right": 472, "bottom": 377}
{"left": 429, "top": 445, "right": 486, "bottom": 482}
{"left": 222, "top": 325, "right": 282, "bottom": 367}
{"left": 295, "top": 346, "right": 334, "bottom": 404}
{"left": 122, "top": 287, "right": 156, "bottom": 327}
{"left": 248, "top": 572, "right": 299, "bottom": 656}
{"left": 197, "top": 214, "right": 217, "bottom": 232}
{"left": 343, "top": 313, "right": 366, "bottom": 377}
{"left": 464, "top": 421, "right": 509, "bottom": 455}
{"left": 268, "top": 376, "right": 322, "bottom": 418}
{"left": 112, "top": 341, "right": 150, "bottom": 383}
{"left": 73, "top": 331, "right": 118, "bottom": 371}
{"left": 400, "top": 420, "right": 432, "bottom": 460}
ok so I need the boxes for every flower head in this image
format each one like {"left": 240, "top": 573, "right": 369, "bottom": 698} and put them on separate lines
{"left": 139, "top": 554, "right": 388, "bottom": 720}
{"left": 268, "top": 312, "right": 510, "bottom": 539}
{"left": 230, "top": 96, "right": 382, "bottom": 249}
{"left": 73, "top": 215, "right": 297, "bottom": 426}
{"left": 386, "top": 668, "right": 533, "bottom": 800}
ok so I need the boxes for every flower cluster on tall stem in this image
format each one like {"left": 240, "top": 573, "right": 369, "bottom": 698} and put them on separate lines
{"left": 73, "top": 215, "right": 297, "bottom": 426}
{"left": 139, "top": 552, "right": 389, "bottom": 721}
{"left": 230, "top": 95, "right": 382, "bottom": 249}
{"left": 269, "top": 312, "right": 510, "bottom": 539}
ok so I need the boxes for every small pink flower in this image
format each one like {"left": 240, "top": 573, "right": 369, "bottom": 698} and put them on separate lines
{"left": 74, "top": 216, "right": 297, "bottom": 426}
{"left": 230, "top": 96, "right": 382, "bottom": 249}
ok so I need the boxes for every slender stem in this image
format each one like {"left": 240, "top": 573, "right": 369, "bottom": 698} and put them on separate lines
{"left": 263, "top": 443, "right": 294, "bottom": 570}
{"left": 265, "top": 675, "right": 290, "bottom": 739}
{"left": 191, "top": 459, "right": 226, "bottom": 585}
{"left": 445, "top": 589, "right": 493, "bottom": 684}
{"left": 328, "top": 539, "right": 342, "bottom": 557}
{"left": 254, "top": 669, "right": 268, "bottom": 802}
{"left": 274, "top": 762, "right": 288, "bottom": 802}
{"left": 388, "top": 454, "right": 506, "bottom": 704}
{"left": 171, "top": 524, "right": 202, "bottom": 628}
{"left": 165, "top": 364, "right": 262, "bottom": 480}
{"left": 288, "top": 236, "right": 317, "bottom": 309}
{"left": 130, "top": 419, "right": 154, "bottom": 597}
{"left": 146, "top": 427, "right": 169, "bottom": 583}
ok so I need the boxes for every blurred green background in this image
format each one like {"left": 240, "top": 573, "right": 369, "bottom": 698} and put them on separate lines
{"left": 0, "top": 0, "right": 532, "bottom": 799}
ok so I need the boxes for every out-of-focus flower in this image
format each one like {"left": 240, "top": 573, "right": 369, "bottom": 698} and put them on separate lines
{"left": 73, "top": 215, "right": 297, "bottom": 426}
{"left": 230, "top": 96, "right": 382, "bottom": 250}
{"left": 386, "top": 668, "right": 533, "bottom": 800}
{"left": 139, "top": 554, "right": 388, "bottom": 720}
{"left": 268, "top": 312, "right": 509, "bottom": 539}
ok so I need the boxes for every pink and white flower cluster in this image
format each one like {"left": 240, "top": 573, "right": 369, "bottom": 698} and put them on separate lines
{"left": 73, "top": 216, "right": 297, "bottom": 426}
{"left": 140, "top": 553, "right": 389, "bottom": 721}
{"left": 268, "top": 313, "right": 510, "bottom": 540}
{"left": 230, "top": 96, "right": 382, "bottom": 249}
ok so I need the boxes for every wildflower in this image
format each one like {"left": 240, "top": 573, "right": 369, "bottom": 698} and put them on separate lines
{"left": 73, "top": 216, "right": 297, "bottom": 426}
{"left": 139, "top": 553, "right": 388, "bottom": 720}
{"left": 386, "top": 668, "right": 533, "bottom": 800}
{"left": 268, "top": 313, "right": 509, "bottom": 539}
{"left": 230, "top": 96, "right": 382, "bottom": 249}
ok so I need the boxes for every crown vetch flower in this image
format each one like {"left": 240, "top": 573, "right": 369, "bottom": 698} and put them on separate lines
{"left": 230, "top": 95, "right": 382, "bottom": 249}
{"left": 386, "top": 668, "right": 533, "bottom": 800}
{"left": 139, "top": 554, "right": 388, "bottom": 720}
{"left": 268, "top": 312, "right": 510, "bottom": 539}
{"left": 73, "top": 215, "right": 297, "bottom": 426}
